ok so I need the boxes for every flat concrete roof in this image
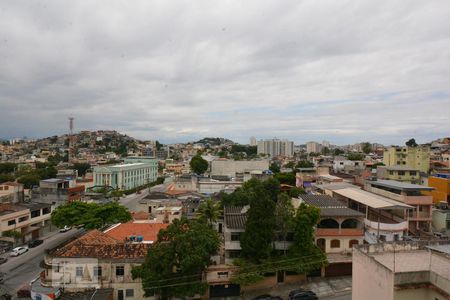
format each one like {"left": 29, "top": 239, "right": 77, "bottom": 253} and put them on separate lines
{"left": 334, "top": 188, "right": 413, "bottom": 210}
{"left": 368, "top": 179, "right": 435, "bottom": 191}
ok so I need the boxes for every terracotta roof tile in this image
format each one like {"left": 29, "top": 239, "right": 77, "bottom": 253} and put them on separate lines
{"left": 132, "top": 211, "right": 150, "bottom": 220}
{"left": 104, "top": 222, "right": 168, "bottom": 243}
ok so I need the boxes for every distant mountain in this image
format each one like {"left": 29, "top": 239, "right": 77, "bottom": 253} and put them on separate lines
{"left": 194, "top": 137, "right": 235, "bottom": 146}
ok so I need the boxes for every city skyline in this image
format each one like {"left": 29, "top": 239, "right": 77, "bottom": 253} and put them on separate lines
{"left": 1, "top": 1, "right": 449, "bottom": 145}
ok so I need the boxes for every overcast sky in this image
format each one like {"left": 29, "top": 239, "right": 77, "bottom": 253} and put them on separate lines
{"left": 0, "top": 1, "right": 449, "bottom": 145}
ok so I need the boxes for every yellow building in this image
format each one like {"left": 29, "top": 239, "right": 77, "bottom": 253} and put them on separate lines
{"left": 427, "top": 174, "right": 450, "bottom": 204}
{"left": 383, "top": 146, "right": 430, "bottom": 173}
{"left": 377, "top": 166, "right": 420, "bottom": 183}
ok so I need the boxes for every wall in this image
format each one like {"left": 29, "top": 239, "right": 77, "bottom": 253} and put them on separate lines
{"left": 352, "top": 248, "right": 394, "bottom": 300}
{"left": 210, "top": 160, "right": 269, "bottom": 177}
{"left": 394, "top": 287, "right": 447, "bottom": 300}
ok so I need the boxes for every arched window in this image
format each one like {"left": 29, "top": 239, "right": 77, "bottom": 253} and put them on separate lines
{"left": 330, "top": 239, "right": 340, "bottom": 248}
{"left": 349, "top": 240, "right": 359, "bottom": 248}
{"left": 317, "top": 218, "right": 339, "bottom": 228}
{"left": 341, "top": 218, "right": 360, "bottom": 229}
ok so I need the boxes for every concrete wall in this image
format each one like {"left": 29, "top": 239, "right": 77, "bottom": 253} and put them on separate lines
{"left": 394, "top": 288, "right": 447, "bottom": 300}
{"left": 352, "top": 248, "right": 394, "bottom": 300}
{"left": 211, "top": 160, "right": 269, "bottom": 177}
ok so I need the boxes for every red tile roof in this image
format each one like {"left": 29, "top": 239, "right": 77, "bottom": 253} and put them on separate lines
{"left": 104, "top": 222, "right": 168, "bottom": 243}
{"left": 132, "top": 211, "right": 150, "bottom": 220}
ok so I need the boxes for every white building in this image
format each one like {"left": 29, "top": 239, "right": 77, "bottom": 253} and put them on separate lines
{"left": 306, "top": 141, "right": 322, "bottom": 154}
{"left": 210, "top": 159, "right": 269, "bottom": 178}
{"left": 250, "top": 136, "right": 257, "bottom": 146}
{"left": 257, "top": 139, "right": 294, "bottom": 157}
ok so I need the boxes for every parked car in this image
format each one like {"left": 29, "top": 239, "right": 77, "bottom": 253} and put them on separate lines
{"left": 253, "top": 295, "right": 283, "bottom": 300}
{"left": 0, "top": 257, "right": 7, "bottom": 264}
{"left": 288, "top": 289, "right": 318, "bottom": 300}
{"left": 28, "top": 239, "right": 43, "bottom": 248}
{"left": 59, "top": 225, "right": 72, "bottom": 232}
{"left": 10, "top": 246, "right": 28, "bottom": 256}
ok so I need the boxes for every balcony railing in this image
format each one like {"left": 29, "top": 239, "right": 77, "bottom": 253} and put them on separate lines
{"left": 364, "top": 218, "right": 408, "bottom": 231}
{"left": 315, "top": 228, "right": 364, "bottom": 237}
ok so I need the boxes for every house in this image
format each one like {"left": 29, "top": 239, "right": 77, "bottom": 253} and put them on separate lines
{"left": 223, "top": 206, "right": 248, "bottom": 264}
{"left": 210, "top": 159, "right": 269, "bottom": 179}
{"left": 333, "top": 159, "right": 365, "bottom": 175}
{"left": 35, "top": 178, "right": 84, "bottom": 207}
{"left": 352, "top": 241, "right": 450, "bottom": 300}
{"left": 104, "top": 222, "right": 168, "bottom": 244}
{"left": 34, "top": 229, "right": 155, "bottom": 300}
{"left": 426, "top": 173, "right": 450, "bottom": 204}
{"left": 0, "top": 182, "right": 24, "bottom": 203}
{"left": 297, "top": 195, "right": 364, "bottom": 254}
{"left": 364, "top": 179, "right": 434, "bottom": 233}
{"left": 377, "top": 166, "right": 421, "bottom": 183}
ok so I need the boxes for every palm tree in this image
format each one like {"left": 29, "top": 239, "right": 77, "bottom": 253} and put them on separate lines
{"left": 197, "top": 198, "right": 222, "bottom": 225}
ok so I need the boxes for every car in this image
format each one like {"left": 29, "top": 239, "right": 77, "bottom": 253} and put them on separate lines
{"left": 252, "top": 295, "right": 283, "bottom": 300}
{"left": 0, "top": 257, "right": 7, "bottom": 264}
{"left": 10, "top": 246, "right": 28, "bottom": 256}
{"left": 289, "top": 290, "right": 318, "bottom": 300}
{"left": 28, "top": 239, "right": 43, "bottom": 248}
{"left": 59, "top": 225, "right": 72, "bottom": 232}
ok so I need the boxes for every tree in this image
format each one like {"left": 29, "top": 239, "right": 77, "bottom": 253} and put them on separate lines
{"left": 73, "top": 163, "right": 91, "bottom": 177}
{"left": 269, "top": 163, "right": 280, "bottom": 173}
{"left": 240, "top": 180, "right": 276, "bottom": 263}
{"left": 132, "top": 218, "right": 220, "bottom": 299}
{"left": 333, "top": 148, "right": 345, "bottom": 156}
{"left": 189, "top": 155, "right": 208, "bottom": 174}
{"left": 262, "top": 177, "right": 281, "bottom": 202}
{"left": 0, "top": 163, "right": 17, "bottom": 174}
{"left": 0, "top": 174, "right": 15, "bottom": 184}
{"left": 288, "top": 186, "right": 306, "bottom": 198}
{"left": 17, "top": 174, "right": 40, "bottom": 188}
{"left": 406, "top": 138, "right": 418, "bottom": 147}
{"left": 295, "top": 160, "right": 314, "bottom": 169}
{"left": 347, "top": 153, "right": 365, "bottom": 161}
{"left": 155, "top": 140, "right": 163, "bottom": 151}
{"left": 51, "top": 201, "right": 131, "bottom": 229}
{"left": 197, "top": 198, "right": 222, "bottom": 225}
{"left": 275, "top": 193, "right": 294, "bottom": 255}
{"left": 288, "top": 203, "right": 327, "bottom": 273}
{"left": 362, "top": 142, "right": 372, "bottom": 154}
{"left": 274, "top": 172, "right": 296, "bottom": 185}
{"left": 321, "top": 147, "right": 330, "bottom": 155}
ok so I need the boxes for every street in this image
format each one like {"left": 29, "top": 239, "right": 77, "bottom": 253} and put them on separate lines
{"left": 0, "top": 228, "right": 83, "bottom": 294}
{"left": 321, "top": 291, "right": 351, "bottom": 300}
{"left": 119, "top": 183, "right": 169, "bottom": 211}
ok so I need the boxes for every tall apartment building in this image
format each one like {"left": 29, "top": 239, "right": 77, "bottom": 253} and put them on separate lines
{"left": 249, "top": 136, "right": 257, "bottom": 146}
{"left": 306, "top": 141, "right": 322, "bottom": 154}
{"left": 383, "top": 146, "right": 430, "bottom": 173}
{"left": 257, "top": 139, "right": 294, "bottom": 157}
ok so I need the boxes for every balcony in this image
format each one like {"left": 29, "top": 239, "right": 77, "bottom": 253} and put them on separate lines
{"left": 224, "top": 240, "right": 241, "bottom": 250}
{"left": 316, "top": 228, "right": 364, "bottom": 237}
{"left": 364, "top": 218, "right": 408, "bottom": 231}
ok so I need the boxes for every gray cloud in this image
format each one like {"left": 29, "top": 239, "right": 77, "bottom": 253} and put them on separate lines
{"left": 0, "top": 0, "right": 449, "bottom": 145}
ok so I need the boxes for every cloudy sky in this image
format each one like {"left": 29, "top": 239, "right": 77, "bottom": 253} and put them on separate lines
{"left": 0, "top": 1, "right": 449, "bottom": 145}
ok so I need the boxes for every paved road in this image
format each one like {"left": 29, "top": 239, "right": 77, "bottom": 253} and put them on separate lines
{"left": 119, "top": 183, "right": 169, "bottom": 211}
{"left": 321, "top": 291, "right": 351, "bottom": 300}
{"left": 0, "top": 228, "right": 83, "bottom": 294}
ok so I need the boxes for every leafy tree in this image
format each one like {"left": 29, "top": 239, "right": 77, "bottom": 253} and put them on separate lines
{"left": 132, "top": 218, "right": 220, "bottom": 299}
{"left": 274, "top": 172, "right": 296, "bottom": 186}
{"left": 347, "top": 153, "right": 365, "bottom": 161}
{"left": 155, "top": 140, "right": 163, "bottom": 151}
{"left": 240, "top": 180, "right": 276, "bottom": 263}
{"left": 362, "top": 142, "right": 372, "bottom": 154}
{"left": 189, "top": 154, "right": 209, "bottom": 174}
{"left": 275, "top": 193, "right": 294, "bottom": 255}
{"left": 295, "top": 160, "right": 314, "bottom": 169}
{"left": 284, "top": 161, "right": 295, "bottom": 169}
{"left": 321, "top": 147, "right": 330, "bottom": 155}
{"left": 288, "top": 203, "right": 326, "bottom": 273}
{"left": 0, "top": 174, "right": 15, "bottom": 183}
{"left": 333, "top": 148, "right": 345, "bottom": 156}
{"left": 406, "top": 138, "right": 418, "bottom": 147}
{"left": 51, "top": 201, "right": 131, "bottom": 229}
{"left": 220, "top": 188, "right": 252, "bottom": 207}
{"left": 288, "top": 186, "right": 306, "bottom": 198}
{"left": 73, "top": 163, "right": 91, "bottom": 177}
{"left": 197, "top": 198, "right": 222, "bottom": 225}
{"left": 269, "top": 163, "right": 280, "bottom": 173}
{"left": 262, "top": 177, "right": 281, "bottom": 202}
{"left": 156, "top": 177, "right": 165, "bottom": 185}
{"left": 0, "top": 163, "right": 17, "bottom": 174}
{"left": 17, "top": 174, "right": 40, "bottom": 188}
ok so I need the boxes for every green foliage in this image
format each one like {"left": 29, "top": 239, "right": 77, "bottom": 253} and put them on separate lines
{"left": 321, "top": 147, "right": 330, "bottom": 155}
{"left": 288, "top": 203, "right": 327, "bottom": 273}
{"left": 220, "top": 188, "right": 252, "bottom": 207}
{"left": 189, "top": 154, "right": 208, "bottom": 174}
{"left": 240, "top": 179, "right": 276, "bottom": 263}
{"left": 132, "top": 218, "right": 220, "bottom": 299}
{"left": 275, "top": 193, "right": 295, "bottom": 254}
{"left": 2, "top": 230, "right": 24, "bottom": 239}
{"left": 0, "top": 163, "right": 17, "bottom": 174}
{"left": 73, "top": 163, "right": 91, "bottom": 177}
{"left": 0, "top": 174, "right": 15, "bottom": 183}
{"left": 197, "top": 199, "right": 222, "bottom": 225}
{"left": 362, "top": 142, "right": 372, "bottom": 154}
{"left": 347, "top": 153, "right": 365, "bottom": 161}
{"left": 262, "top": 177, "right": 281, "bottom": 202}
{"left": 333, "top": 148, "right": 345, "bottom": 156}
{"left": 288, "top": 186, "right": 306, "bottom": 198}
{"left": 47, "top": 153, "right": 64, "bottom": 166}
{"left": 284, "top": 161, "right": 295, "bottom": 169}
{"left": 229, "top": 145, "right": 257, "bottom": 159}
{"left": 156, "top": 177, "right": 165, "bottom": 185}
{"left": 274, "top": 172, "right": 296, "bottom": 185}
{"left": 295, "top": 160, "right": 314, "bottom": 169}
{"left": 155, "top": 140, "right": 163, "bottom": 150}
{"left": 51, "top": 201, "right": 131, "bottom": 229}
{"left": 17, "top": 174, "right": 40, "bottom": 188}
{"left": 406, "top": 138, "right": 418, "bottom": 147}
{"left": 269, "top": 163, "right": 280, "bottom": 173}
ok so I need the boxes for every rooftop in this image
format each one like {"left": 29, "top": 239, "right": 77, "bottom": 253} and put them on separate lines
{"left": 368, "top": 179, "right": 435, "bottom": 191}
{"left": 299, "top": 194, "right": 364, "bottom": 217}
{"left": 40, "top": 178, "right": 68, "bottom": 183}
{"left": 104, "top": 222, "right": 168, "bottom": 243}
{"left": 333, "top": 188, "right": 413, "bottom": 210}
{"left": 224, "top": 206, "right": 248, "bottom": 230}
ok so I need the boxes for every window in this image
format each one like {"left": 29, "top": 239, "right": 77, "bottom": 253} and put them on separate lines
{"left": 330, "top": 239, "right": 340, "bottom": 248}
{"left": 31, "top": 210, "right": 41, "bottom": 218}
{"left": 7, "top": 219, "right": 16, "bottom": 226}
{"left": 42, "top": 207, "right": 51, "bottom": 215}
{"left": 410, "top": 171, "right": 417, "bottom": 176}
{"left": 76, "top": 266, "right": 83, "bottom": 277}
{"left": 93, "top": 266, "right": 102, "bottom": 278}
{"left": 116, "top": 266, "right": 125, "bottom": 276}
{"left": 228, "top": 250, "right": 241, "bottom": 258}
{"left": 217, "top": 271, "right": 229, "bottom": 278}
{"left": 230, "top": 232, "right": 241, "bottom": 241}
{"left": 125, "top": 289, "right": 134, "bottom": 297}
{"left": 398, "top": 171, "right": 405, "bottom": 176}
{"left": 389, "top": 171, "right": 394, "bottom": 175}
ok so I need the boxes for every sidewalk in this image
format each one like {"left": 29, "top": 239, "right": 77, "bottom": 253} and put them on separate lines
{"left": 242, "top": 276, "right": 352, "bottom": 299}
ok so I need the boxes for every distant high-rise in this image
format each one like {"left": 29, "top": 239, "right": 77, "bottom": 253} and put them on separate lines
{"left": 250, "top": 136, "right": 257, "bottom": 146}
{"left": 257, "top": 139, "right": 294, "bottom": 157}
{"left": 306, "top": 141, "right": 322, "bottom": 154}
